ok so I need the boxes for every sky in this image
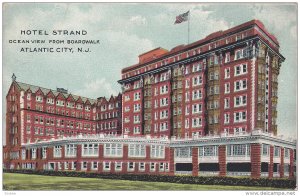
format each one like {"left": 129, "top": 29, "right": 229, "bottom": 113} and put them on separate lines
{"left": 2, "top": 3, "right": 298, "bottom": 142}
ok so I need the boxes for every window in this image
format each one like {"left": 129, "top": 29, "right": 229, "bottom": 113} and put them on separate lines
{"left": 104, "top": 144, "right": 123, "bottom": 157}
{"left": 133, "top": 81, "right": 140, "bottom": 89}
{"left": 82, "top": 144, "right": 99, "bottom": 156}
{"left": 64, "top": 162, "right": 69, "bottom": 170}
{"left": 65, "top": 144, "right": 77, "bottom": 157}
{"left": 82, "top": 161, "right": 87, "bottom": 170}
{"left": 103, "top": 162, "right": 111, "bottom": 171}
{"left": 262, "top": 144, "right": 270, "bottom": 156}
{"left": 225, "top": 68, "right": 230, "bottom": 79}
{"left": 21, "top": 149, "right": 25, "bottom": 160}
{"left": 160, "top": 110, "right": 169, "bottom": 119}
{"left": 160, "top": 98, "right": 168, "bottom": 107}
{"left": 133, "top": 126, "right": 141, "bottom": 134}
{"left": 209, "top": 72, "right": 214, "bottom": 80}
{"left": 185, "top": 80, "right": 190, "bottom": 88}
{"left": 150, "top": 163, "right": 156, "bottom": 171}
{"left": 124, "top": 95, "right": 130, "bottom": 101}
{"left": 72, "top": 162, "right": 77, "bottom": 170}
{"left": 160, "top": 72, "right": 167, "bottom": 82}
{"left": 139, "top": 162, "right": 145, "bottom": 171}
{"left": 31, "top": 148, "right": 37, "bottom": 159}
{"left": 213, "top": 85, "right": 220, "bottom": 94}
{"left": 133, "top": 115, "right": 140, "bottom": 123}
{"left": 175, "top": 147, "right": 191, "bottom": 158}
{"left": 85, "top": 105, "right": 91, "bottom": 111}
{"left": 234, "top": 127, "right": 246, "bottom": 134}
{"left": 234, "top": 79, "right": 247, "bottom": 91}
{"left": 160, "top": 122, "right": 168, "bottom": 131}
{"left": 284, "top": 148, "right": 290, "bottom": 158}
{"left": 192, "top": 75, "right": 203, "bottom": 86}
{"left": 47, "top": 98, "right": 54, "bottom": 104}
{"left": 235, "top": 64, "right": 247, "bottom": 76}
{"left": 274, "top": 147, "right": 281, "bottom": 157}
{"left": 76, "top": 104, "right": 83, "bottom": 110}
{"left": 225, "top": 53, "right": 230, "bottom": 63}
{"left": 192, "top": 104, "right": 202, "bottom": 114}
{"left": 192, "top": 89, "right": 202, "bottom": 100}
{"left": 115, "top": 162, "right": 122, "bottom": 171}
{"left": 234, "top": 111, "right": 247, "bottom": 123}
{"left": 225, "top": 83, "right": 230, "bottom": 94}
{"left": 234, "top": 95, "right": 247, "bottom": 107}
{"left": 27, "top": 93, "right": 31, "bottom": 100}
{"left": 160, "top": 85, "right": 168, "bottom": 94}
{"left": 128, "top": 144, "right": 146, "bottom": 157}
{"left": 192, "top": 63, "right": 202, "bottom": 72}
{"left": 234, "top": 48, "right": 246, "bottom": 60}
{"left": 36, "top": 95, "right": 43, "bottom": 102}
{"left": 54, "top": 146, "right": 62, "bottom": 158}
{"left": 151, "top": 145, "right": 165, "bottom": 158}
{"left": 133, "top": 104, "right": 141, "bottom": 112}
{"left": 185, "top": 119, "right": 189, "bottom": 128}
{"left": 128, "top": 162, "right": 135, "bottom": 171}
{"left": 134, "top": 92, "right": 141, "bottom": 101}
{"left": 92, "top": 161, "right": 98, "bottom": 170}
{"left": 192, "top": 118, "right": 202, "bottom": 128}
{"left": 224, "top": 98, "right": 230, "bottom": 109}
{"left": 199, "top": 146, "right": 218, "bottom": 157}
{"left": 227, "top": 144, "right": 250, "bottom": 156}
{"left": 159, "top": 163, "right": 165, "bottom": 171}
{"left": 56, "top": 100, "right": 65, "bottom": 107}
{"left": 224, "top": 113, "right": 230, "bottom": 124}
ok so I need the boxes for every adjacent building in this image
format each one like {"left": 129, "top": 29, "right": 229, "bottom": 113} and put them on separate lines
{"left": 3, "top": 20, "right": 296, "bottom": 179}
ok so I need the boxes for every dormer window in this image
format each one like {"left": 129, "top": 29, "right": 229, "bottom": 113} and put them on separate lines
{"left": 27, "top": 93, "right": 31, "bottom": 100}
{"left": 85, "top": 105, "right": 91, "bottom": 111}
{"left": 36, "top": 95, "right": 43, "bottom": 102}
{"left": 76, "top": 104, "right": 83, "bottom": 110}
{"left": 67, "top": 102, "right": 74, "bottom": 108}
{"left": 56, "top": 100, "right": 65, "bottom": 106}
{"left": 47, "top": 98, "right": 54, "bottom": 104}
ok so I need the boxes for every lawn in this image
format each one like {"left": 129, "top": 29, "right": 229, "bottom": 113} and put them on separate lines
{"left": 3, "top": 173, "right": 283, "bottom": 191}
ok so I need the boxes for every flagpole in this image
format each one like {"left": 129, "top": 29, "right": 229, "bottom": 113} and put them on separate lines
{"left": 188, "top": 10, "right": 190, "bottom": 44}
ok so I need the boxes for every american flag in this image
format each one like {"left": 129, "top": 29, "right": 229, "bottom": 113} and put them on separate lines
{"left": 174, "top": 11, "right": 190, "bottom": 24}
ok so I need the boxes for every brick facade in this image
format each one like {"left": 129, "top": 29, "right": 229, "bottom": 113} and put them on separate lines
{"left": 251, "top": 144, "right": 261, "bottom": 178}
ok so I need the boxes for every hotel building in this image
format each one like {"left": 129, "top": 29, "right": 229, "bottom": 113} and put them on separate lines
{"left": 3, "top": 20, "right": 296, "bottom": 179}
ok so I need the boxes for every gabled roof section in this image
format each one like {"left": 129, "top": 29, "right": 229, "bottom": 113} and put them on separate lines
{"left": 46, "top": 90, "right": 55, "bottom": 98}
{"left": 15, "top": 81, "right": 97, "bottom": 103}
{"left": 25, "top": 88, "right": 32, "bottom": 93}
{"left": 109, "top": 95, "right": 115, "bottom": 103}
{"left": 76, "top": 96, "right": 83, "bottom": 103}
{"left": 35, "top": 88, "right": 45, "bottom": 96}
{"left": 56, "top": 92, "right": 66, "bottom": 99}
{"left": 84, "top": 99, "right": 91, "bottom": 105}
{"left": 66, "top": 94, "right": 75, "bottom": 101}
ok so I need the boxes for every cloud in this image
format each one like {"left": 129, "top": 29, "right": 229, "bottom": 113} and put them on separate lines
{"left": 252, "top": 4, "right": 297, "bottom": 40}
{"left": 130, "top": 15, "right": 147, "bottom": 25}
{"left": 75, "top": 78, "right": 118, "bottom": 99}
